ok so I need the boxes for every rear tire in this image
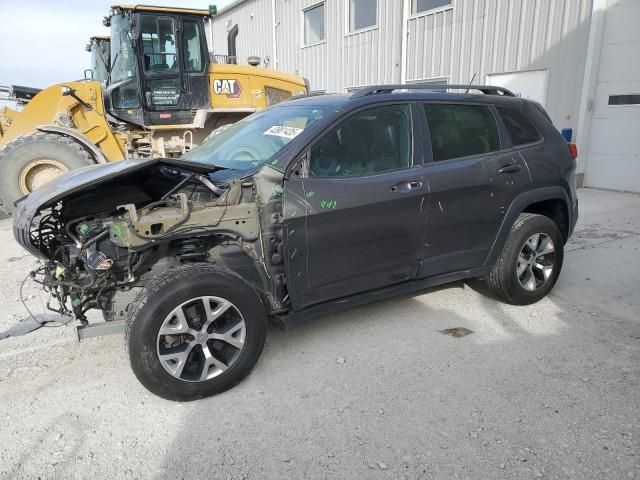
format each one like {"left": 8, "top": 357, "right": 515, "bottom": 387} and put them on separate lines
{"left": 484, "top": 213, "right": 564, "bottom": 305}
{"left": 125, "top": 264, "right": 267, "bottom": 401}
{"left": 0, "top": 132, "right": 93, "bottom": 214}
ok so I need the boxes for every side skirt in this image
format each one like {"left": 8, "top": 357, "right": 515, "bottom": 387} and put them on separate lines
{"left": 273, "top": 267, "right": 491, "bottom": 329}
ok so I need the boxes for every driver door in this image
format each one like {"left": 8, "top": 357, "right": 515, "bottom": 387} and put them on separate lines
{"left": 138, "top": 14, "right": 209, "bottom": 125}
{"left": 283, "top": 103, "right": 427, "bottom": 310}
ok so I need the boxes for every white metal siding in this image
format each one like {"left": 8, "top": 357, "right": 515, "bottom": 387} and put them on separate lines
{"left": 406, "top": 0, "right": 594, "bottom": 125}
{"left": 212, "top": 0, "right": 593, "bottom": 127}
{"left": 207, "top": 0, "right": 275, "bottom": 67}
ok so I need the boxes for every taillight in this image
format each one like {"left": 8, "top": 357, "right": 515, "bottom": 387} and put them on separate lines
{"left": 568, "top": 143, "right": 578, "bottom": 160}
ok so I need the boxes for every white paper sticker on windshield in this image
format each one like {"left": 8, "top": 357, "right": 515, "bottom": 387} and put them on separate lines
{"left": 263, "top": 125, "right": 304, "bottom": 139}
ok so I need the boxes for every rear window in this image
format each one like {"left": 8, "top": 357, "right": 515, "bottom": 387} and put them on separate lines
{"left": 496, "top": 106, "right": 541, "bottom": 146}
{"left": 423, "top": 103, "right": 500, "bottom": 162}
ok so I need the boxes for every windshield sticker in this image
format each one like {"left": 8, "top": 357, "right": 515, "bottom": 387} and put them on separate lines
{"left": 264, "top": 126, "right": 304, "bottom": 139}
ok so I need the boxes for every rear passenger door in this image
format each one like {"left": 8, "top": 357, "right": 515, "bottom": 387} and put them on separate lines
{"left": 418, "top": 102, "right": 532, "bottom": 278}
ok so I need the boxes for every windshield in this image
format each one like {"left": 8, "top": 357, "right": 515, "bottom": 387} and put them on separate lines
{"left": 182, "top": 105, "right": 332, "bottom": 173}
{"left": 110, "top": 13, "right": 137, "bottom": 83}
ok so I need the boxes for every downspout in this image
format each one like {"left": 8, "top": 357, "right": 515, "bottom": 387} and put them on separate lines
{"left": 400, "top": 0, "right": 410, "bottom": 84}
{"left": 271, "top": 0, "right": 278, "bottom": 68}
{"left": 575, "top": 0, "right": 607, "bottom": 187}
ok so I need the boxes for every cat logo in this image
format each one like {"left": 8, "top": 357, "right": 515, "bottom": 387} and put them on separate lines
{"left": 212, "top": 79, "right": 242, "bottom": 98}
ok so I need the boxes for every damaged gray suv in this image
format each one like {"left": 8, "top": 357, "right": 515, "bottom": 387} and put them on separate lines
{"left": 14, "top": 84, "right": 579, "bottom": 400}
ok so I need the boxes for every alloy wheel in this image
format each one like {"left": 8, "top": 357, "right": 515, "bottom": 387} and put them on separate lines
{"left": 156, "top": 296, "right": 246, "bottom": 382}
{"left": 516, "top": 233, "right": 555, "bottom": 291}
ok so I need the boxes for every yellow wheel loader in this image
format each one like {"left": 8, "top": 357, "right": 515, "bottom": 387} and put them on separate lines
{"left": 0, "top": 4, "right": 308, "bottom": 213}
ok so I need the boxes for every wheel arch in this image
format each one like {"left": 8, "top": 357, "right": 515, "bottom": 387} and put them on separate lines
{"left": 36, "top": 125, "right": 108, "bottom": 164}
{"left": 485, "top": 186, "right": 571, "bottom": 267}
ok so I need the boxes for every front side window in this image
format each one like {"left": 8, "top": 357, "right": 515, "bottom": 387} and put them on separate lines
{"left": 349, "top": 0, "right": 377, "bottom": 32}
{"left": 304, "top": 3, "right": 325, "bottom": 45}
{"left": 412, "top": 0, "right": 452, "bottom": 15}
{"left": 182, "top": 20, "right": 205, "bottom": 72}
{"left": 141, "top": 16, "right": 177, "bottom": 73}
{"left": 309, "top": 104, "right": 412, "bottom": 178}
{"left": 183, "top": 105, "right": 332, "bottom": 173}
{"left": 423, "top": 103, "right": 500, "bottom": 162}
{"left": 110, "top": 13, "right": 137, "bottom": 83}
{"left": 496, "top": 106, "right": 541, "bottom": 146}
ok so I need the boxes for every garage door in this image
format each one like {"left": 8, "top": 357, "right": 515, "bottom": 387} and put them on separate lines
{"left": 585, "top": 0, "right": 640, "bottom": 193}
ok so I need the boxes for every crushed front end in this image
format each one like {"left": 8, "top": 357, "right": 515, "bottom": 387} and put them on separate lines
{"left": 13, "top": 158, "right": 287, "bottom": 334}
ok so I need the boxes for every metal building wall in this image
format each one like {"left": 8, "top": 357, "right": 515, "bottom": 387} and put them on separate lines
{"left": 274, "top": 0, "right": 404, "bottom": 92}
{"left": 207, "top": 0, "right": 275, "bottom": 67}
{"left": 406, "top": 0, "right": 594, "bottom": 128}
{"left": 210, "top": 0, "right": 593, "bottom": 126}
{"left": 210, "top": 0, "right": 404, "bottom": 92}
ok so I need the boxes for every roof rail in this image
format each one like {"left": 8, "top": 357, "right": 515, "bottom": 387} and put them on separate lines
{"left": 350, "top": 83, "right": 516, "bottom": 99}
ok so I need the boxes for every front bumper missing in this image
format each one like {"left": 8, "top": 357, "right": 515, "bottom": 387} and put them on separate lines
{"left": 76, "top": 320, "right": 125, "bottom": 341}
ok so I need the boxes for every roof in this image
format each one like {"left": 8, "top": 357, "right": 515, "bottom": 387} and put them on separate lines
{"left": 215, "top": 0, "right": 250, "bottom": 15}
{"left": 284, "top": 89, "right": 527, "bottom": 110}
{"left": 111, "top": 4, "right": 210, "bottom": 16}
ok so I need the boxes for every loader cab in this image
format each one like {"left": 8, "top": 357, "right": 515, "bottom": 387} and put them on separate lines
{"left": 104, "top": 5, "right": 211, "bottom": 127}
{"left": 86, "top": 36, "right": 111, "bottom": 86}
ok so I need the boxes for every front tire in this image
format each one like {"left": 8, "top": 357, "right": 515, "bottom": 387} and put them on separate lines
{"left": 0, "top": 132, "right": 93, "bottom": 214}
{"left": 485, "top": 213, "right": 564, "bottom": 305}
{"left": 125, "top": 264, "right": 267, "bottom": 401}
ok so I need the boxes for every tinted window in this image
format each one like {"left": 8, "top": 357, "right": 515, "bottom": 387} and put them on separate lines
{"left": 310, "top": 105, "right": 412, "bottom": 177}
{"left": 496, "top": 106, "right": 541, "bottom": 145}
{"left": 423, "top": 104, "right": 500, "bottom": 161}
{"left": 608, "top": 94, "right": 640, "bottom": 106}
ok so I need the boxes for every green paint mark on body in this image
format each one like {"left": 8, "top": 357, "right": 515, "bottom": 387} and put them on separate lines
{"left": 320, "top": 200, "right": 337, "bottom": 209}
{"left": 305, "top": 191, "right": 315, "bottom": 199}
{"left": 113, "top": 225, "right": 125, "bottom": 241}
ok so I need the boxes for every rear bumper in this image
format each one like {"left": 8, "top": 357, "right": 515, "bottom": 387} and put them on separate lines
{"left": 569, "top": 197, "right": 579, "bottom": 239}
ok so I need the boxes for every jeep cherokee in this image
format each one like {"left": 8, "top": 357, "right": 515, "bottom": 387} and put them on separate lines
{"left": 13, "top": 84, "right": 579, "bottom": 400}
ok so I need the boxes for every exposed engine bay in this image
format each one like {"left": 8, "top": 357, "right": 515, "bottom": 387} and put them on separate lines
{"left": 14, "top": 159, "right": 287, "bottom": 326}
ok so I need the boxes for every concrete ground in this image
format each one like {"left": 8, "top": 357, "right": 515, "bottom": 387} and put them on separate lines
{"left": 0, "top": 188, "right": 638, "bottom": 480}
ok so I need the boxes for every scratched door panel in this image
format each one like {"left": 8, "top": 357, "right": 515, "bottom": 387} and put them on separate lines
{"left": 419, "top": 150, "right": 530, "bottom": 277}
{"left": 288, "top": 169, "right": 426, "bottom": 309}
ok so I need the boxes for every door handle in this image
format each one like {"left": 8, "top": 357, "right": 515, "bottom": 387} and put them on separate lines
{"left": 497, "top": 164, "right": 522, "bottom": 174}
{"left": 390, "top": 181, "right": 423, "bottom": 193}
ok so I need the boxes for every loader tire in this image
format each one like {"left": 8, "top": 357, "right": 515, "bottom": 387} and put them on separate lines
{"left": 0, "top": 132, "right": 94, "bottom": 214}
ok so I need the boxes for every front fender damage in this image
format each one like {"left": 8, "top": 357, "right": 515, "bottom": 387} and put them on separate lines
{"left": 13, "top": 160, "right": 288, "bottom": 339}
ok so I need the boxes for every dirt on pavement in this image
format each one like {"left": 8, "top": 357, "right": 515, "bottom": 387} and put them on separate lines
{"left": 0, "top": 188, "right": 638, "bottom": 480}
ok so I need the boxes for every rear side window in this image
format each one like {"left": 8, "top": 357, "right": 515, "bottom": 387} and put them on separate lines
{"left": 496, "top": 107, "right": 541, "bottom": 146}
{"left": 423, "top": 104, "right": 500, "bottom": 162}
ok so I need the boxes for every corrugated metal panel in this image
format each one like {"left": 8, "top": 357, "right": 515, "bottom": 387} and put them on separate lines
{"left": 275, "top": 0, "right": 404, "bottom": 92}
{"left": 207, "top": 0, "right": 275, "bottom": 67}
{"left": 211, "top": 0, "right": 404, "bottom": 92}
{"left": 406, "top": 0, "right": 593, "bottom": 124}
{"left": 211, "top": 0, "right": 594, "bottom": 126}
